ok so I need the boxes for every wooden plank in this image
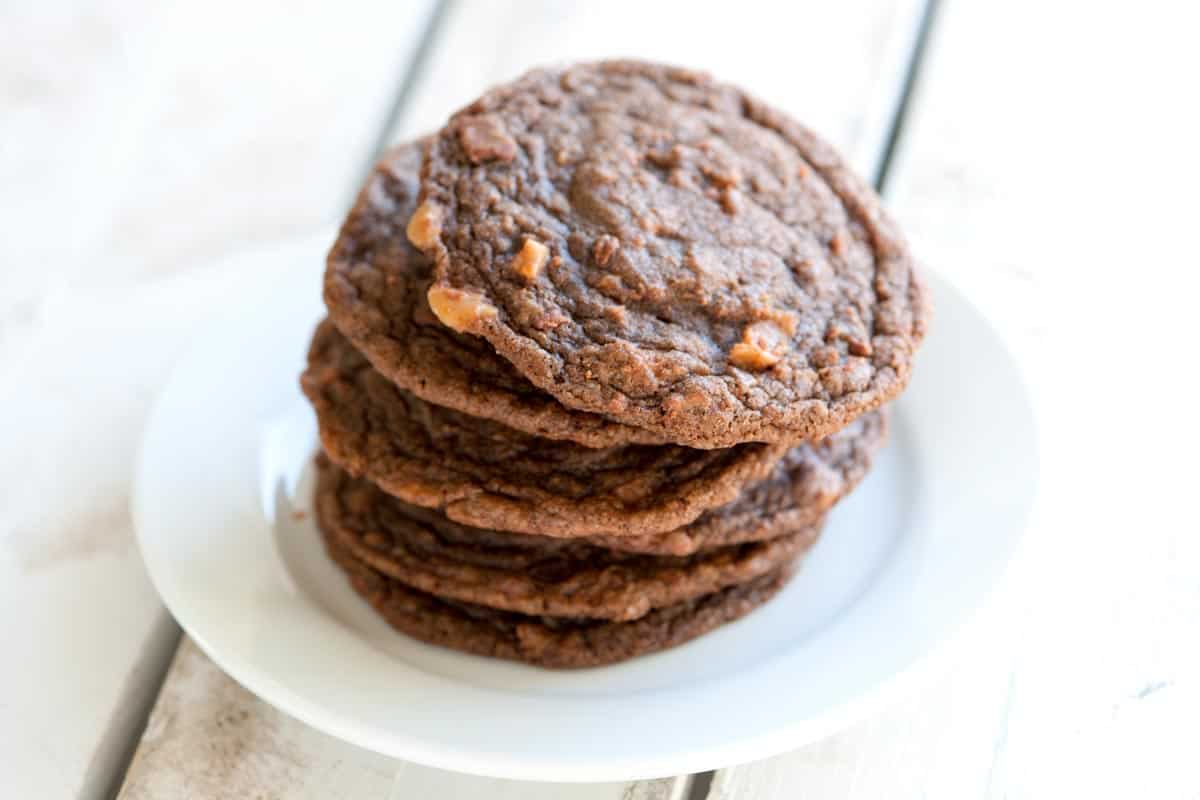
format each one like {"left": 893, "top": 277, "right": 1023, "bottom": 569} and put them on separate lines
{"left": 119, "top": 641, "right": 688, "bottom": 800}
{"left": 704, "top": 0, "right": 1200, "bottom": 797}
{"left": 389, "top": 0, "right": 929, "bottom": 179}
{"left": 0, "top": 2, "right": 437, "bottom": 797}
{"left": 706, "top": 605, "right": 1021, "bottom": 798}
{"left": 117, "top": 0, "right": 934, "bottom": 796}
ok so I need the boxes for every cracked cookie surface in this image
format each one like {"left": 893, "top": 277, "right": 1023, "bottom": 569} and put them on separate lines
{"left": 301, "top": 320, "right": 786, "bottom": 537}
{"left": 325, "top": 140, "right": 664, "bottom": 448}
{"left": 418, "top": 60, "right": 928, "bottom": 448}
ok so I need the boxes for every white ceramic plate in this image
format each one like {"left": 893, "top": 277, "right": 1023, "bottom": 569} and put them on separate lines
{"left": 134, "top": 228, "right": 1037, "bottom": 782}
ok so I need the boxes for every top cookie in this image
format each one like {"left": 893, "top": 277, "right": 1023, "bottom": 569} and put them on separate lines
{"left": 325, "top": 140, "right": 663, "bottom": 448}
{"left": 416, "top": 60, "right": 929, "bottom": 449}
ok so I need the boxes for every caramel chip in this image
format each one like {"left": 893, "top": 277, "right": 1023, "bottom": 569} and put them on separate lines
{"left": 406, "top": 202, "right": 443, "bottom": 250}
{"left": 729, "top": 321, "right": 789, "bottom": 370}
{"left": 730, "top": 342, "right": 779, "bottom": 370}
{"left": 512, "top": 238, "right": 549, "bottom": 281}
{"left": 765, "top": 309, "right": 799, "bottom": 336}
{"left": 719, "top": 187, "right": 740, "bottom": 215}
{"left": 426, "top": 286, "right": 497, "bottom": 333}
{"left": 830, "top": 231, "right": 847, "bottom": 256}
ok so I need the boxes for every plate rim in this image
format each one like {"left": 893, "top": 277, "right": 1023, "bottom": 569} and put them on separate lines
{"left": 133, "top": 230, "right": 1039, "bottom": 782}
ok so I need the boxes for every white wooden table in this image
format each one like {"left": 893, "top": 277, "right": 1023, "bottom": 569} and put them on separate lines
{"left": 4, "top": 1, "right": 1198, "bottom": 797}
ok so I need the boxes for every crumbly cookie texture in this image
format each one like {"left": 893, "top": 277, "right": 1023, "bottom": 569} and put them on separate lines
{"left": 316, "top": 459, "right": 819, "bottom": 622}
{"left": 418, "top": 60, "right": 929, "bottom": 448}
{"left": 301, "top": 320, "right": 787, "bottom": 538}
{"left": 324, "top": 141, "right": 666, "bottom": 448}
{"left": 618, "top": 408, "right": 887, "bottom": 555}
{"left": 322, "top": 520, "right": 797, "bottom": 669}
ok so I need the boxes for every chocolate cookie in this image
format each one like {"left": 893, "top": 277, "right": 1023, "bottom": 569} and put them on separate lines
{"left": 323, "top": 522, "right": 796, "bottom": 668}
{"left": 414, "top": 61, "right": 929, "bottom": 448}
{"left": 610, "top": 408, "right": 886, "bottom": 555}
{"left": 301, "top": 320, "right": 785, "bottom": 537}
{"left": 316, "top": 459, "right": 820, "bottom": 621}
{"left": 325, "top": 140, "right": 663, "bottom": 448}
{"left": 315, "top": 407, "right": 882, "bottom": 567}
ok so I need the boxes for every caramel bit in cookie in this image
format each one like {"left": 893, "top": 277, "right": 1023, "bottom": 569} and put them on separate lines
{"left": 719, "top": 187, "right": 741, "bottom": 215}
{"left": 730, "top": 342, "right": 779, "bottom": 370}
{"left": 762, "top": 308, "right": 799, "bottom": 336}
{"left": 593, "top": 234, "right": 620, "bottom": 266}
{"left": 457, "top": 113, "right": 518, "bottom": 163}
{"left": 846, "top": 337, "right": 873, "bottom": 357}
{"left": 604, "top": 304, "right": 627, "bottom": 324}
{"left": 426, "top": 286, "right": 497, "bottom": 333}
{"left": 830, "top": 231, "right": 847, "bottom": 256}
{"left": 406, "top": 202, "right": 443, "bottom": 250}
{"left": 729, "top": 321, "right": 790, "bottom": 370}
{"left": 512, "top": 238, "right": 550, "bottom": 281}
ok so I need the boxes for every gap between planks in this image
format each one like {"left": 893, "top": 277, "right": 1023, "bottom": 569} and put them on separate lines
{"left": 92, "top": 1, "right": 448, "bottom": 797}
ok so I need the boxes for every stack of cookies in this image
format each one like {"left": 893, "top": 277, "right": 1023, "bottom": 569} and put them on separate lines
{"left": 301, "top": 61, "right": 928, "bottom": 668}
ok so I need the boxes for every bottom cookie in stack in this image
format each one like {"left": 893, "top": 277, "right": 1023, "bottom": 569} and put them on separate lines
{"left": 310, "top": 405, "right": 885, "bottom": 668}
{"left": 324, "top": 527, "right": 796, "bottom": 670}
